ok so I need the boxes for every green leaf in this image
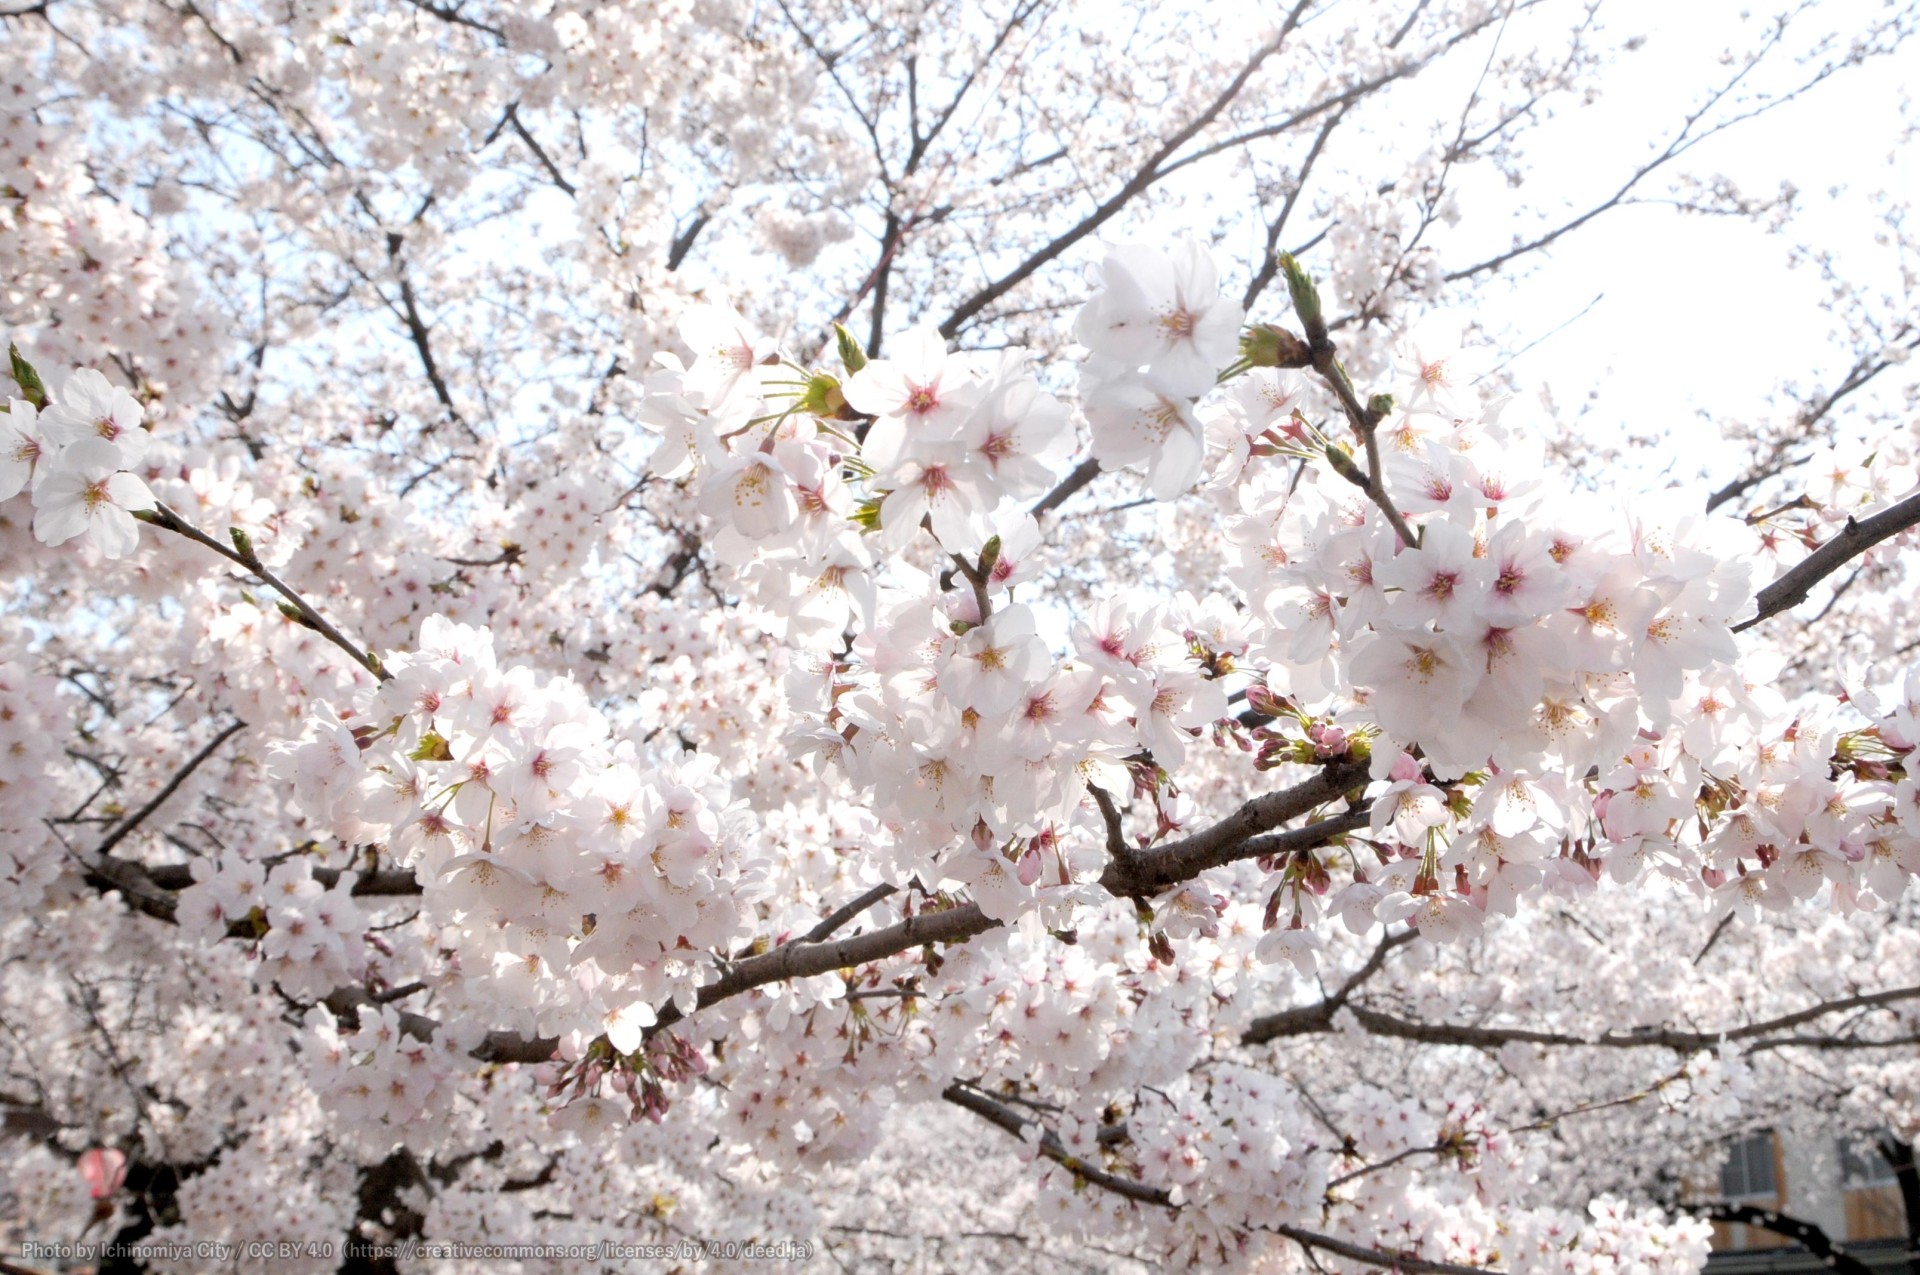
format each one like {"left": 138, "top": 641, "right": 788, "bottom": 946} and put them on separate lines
{"left": 850, "top": 494, "right": 884, "bottom": 532}
{"left": 408, "top": 730, "right": 454, "bottom": 763}
{"left": 1277, "top": 254, "right": 1323, "bottom": 334}
{"left": 833, "top": 323, "right": 868, "bottom": 375}
{"left": 7, "top": 343, "right": 48, "bottom": 409}
{"left": 977, "top": 535, "right": 1002, "bottom": 579}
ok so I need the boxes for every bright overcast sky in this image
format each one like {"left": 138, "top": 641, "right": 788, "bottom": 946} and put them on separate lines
{"left": 1470, "top": 0, "right": 1913, "bottom": 488}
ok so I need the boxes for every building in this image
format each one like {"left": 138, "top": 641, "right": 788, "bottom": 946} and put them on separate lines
{"left": 1706, "top": 1128, "right": 1910, "bottom": 1273}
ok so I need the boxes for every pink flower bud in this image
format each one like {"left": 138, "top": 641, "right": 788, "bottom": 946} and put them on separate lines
{"left": 1015, "top": 846, "right": 1042, "bottom": 886}
{"left": 80, "top": 1147, "right": 127, "bottom": 1200}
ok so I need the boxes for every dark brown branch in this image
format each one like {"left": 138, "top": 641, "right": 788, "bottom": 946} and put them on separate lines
{"left": 93, "top": 720, "right": 247, "bottom": 860}
{"left": 801, "top": 884, "right": 901, "bottom": 944}
{"left": 938, "top": 4, "right": 1313, "bottom": 339}
{"left": 1151, "top": 4, "right": 1525, "bottom": 187}
{"left": 945, "top": 1083, "right": 1504, "bottom": 1274}
{"left": 1099, "top": 760, "right": 1369, "bottom": 898}
{"left": 1243, "top": 928, "right": 1418, "bottom": 1044}
{"left": 941, "top": 1082, "right": 1174, "bottom": 1207}
{"left": 1266, "top": 1224, "right": 1502, "bottom": 1275}
{"left": 647, "top": 901, "right": 1004, "bottom": 1038}
{"left": 411, "top": 901, "right": 992, "bottom": 1064}
{"left": 503, "top": 104, "right": 576, "bottom": 196}
{"left": 667, "top": 208, "right": 713, "bottom": 272}
{"left": 400, "top": 0, "right": 506, "bottom": 40}
{"left": 1705, "top": 323, "right": 1919, "bottom": 514}
{"left": 1296, "top": 983, "right": 1920, "bottom": 1053}
{"left": 384, "top": 230, "right": 464, "bottom": 430}
{"left": 1029, "top": 457, "right": 1101, "bottom": 520}
{"left": 1875, "top": 1136, "right": 1920, "bottom": 1275}
{"left": 1680, "top": 1204, "right": 1871, "bottom": 1275}
{"left": 140, "top": 861, "right": 421, "bottom": 897}
{"left": 1733, "top": 490, "right": 1920, "bottom": 632}
{"left": 1282, "top": 261, "right": 1418, "bottom": 547}
{"left": 1244, "top": 110, "right": 1348, "bottom": 311}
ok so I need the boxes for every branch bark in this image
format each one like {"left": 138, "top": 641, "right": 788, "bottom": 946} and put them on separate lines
{"left": 938, "top": 4, "right": 1312, "bottom": 339}
{"left": 92, "top": 719, "right": 247, "bottom": 860}
{"left": 1247, "top": 983, "right": 1920, "bottom": 1052}
{"left": 1681, "top": 1203, "right": 1872, "bottom": 1275}
{"left": 1100, "top": 760, "right": 1370, "bottom": 898}
{"left": 1733, "top": 490, "right": 1920, "bottom": 632}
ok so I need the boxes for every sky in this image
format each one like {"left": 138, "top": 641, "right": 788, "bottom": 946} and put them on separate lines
{"left": 1456, "top": 0, "right": 1914, "bottom": 487}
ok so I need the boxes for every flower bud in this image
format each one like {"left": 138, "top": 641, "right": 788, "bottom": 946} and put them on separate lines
{"left": 1240, "top": 324, "right": 1312, "bottom": 368}
{"left": 1278, "top": 254, "right": 1324, "bottom": 335}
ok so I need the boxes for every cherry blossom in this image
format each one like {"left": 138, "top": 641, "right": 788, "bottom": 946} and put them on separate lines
{"left": 29, "top": 438, "right": 155, "bottom": 557}
{"left": 3, "top": 4, "right": 1919, "bottom": 1269}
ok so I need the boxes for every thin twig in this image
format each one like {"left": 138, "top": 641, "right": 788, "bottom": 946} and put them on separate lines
{"left": 144, "top": 503, "right": 390, "bottom": 682}
{"left": 94, "top": 720, "right": 247, "bottom": 860}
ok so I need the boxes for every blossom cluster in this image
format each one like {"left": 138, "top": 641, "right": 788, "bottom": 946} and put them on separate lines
{"left": 283, "top": 616, "right": 755, "bottom": 1057}
{"left": 176, "top": 858, "right": 369, "bottom": 998}
{"left": 2, "top": 368, "right": 158, "bottom": 558}
{"left": 304, "top": 1004, "right": 465, "bottom": 1154}
{"left": 6, "top": 222, "right": 1917, "bottom": 1271}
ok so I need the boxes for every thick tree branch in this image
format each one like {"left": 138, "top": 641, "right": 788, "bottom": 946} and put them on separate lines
{"left": 1875, "top": 1136, "right": 1920, "bottom": 1275}
{"left": 1680, "top": 1204, "right": 1872, "bottom": 1275}
{"left": 1733, "top": 490, "right": 1920, "bottom": 632}
{"left": 1030, "top": 457, "right": 1102, "bottom": 520}
{"left": 1100, "top": 760, "right": 1370, "bottom": 898}
{"left": 1264, "top": 1224, "right": 1503, "bottom": 1275}
{"left": 1243, "top": 928, "right": 1418, "bottom": 1043}
{"left": 1251, "top": 983, "right": 1920, "bottom": 1052}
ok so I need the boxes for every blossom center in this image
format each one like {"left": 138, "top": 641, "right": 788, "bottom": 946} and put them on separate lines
{"left": 1158, "top": 307, "right": 1197, "bottom": 339}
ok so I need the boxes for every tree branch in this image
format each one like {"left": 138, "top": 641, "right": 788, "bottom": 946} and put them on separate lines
{"left": 1262, "top": 983, "right": 1920, "bottom": 1053}
{"left": 938, "top": 4, "right": 1312, "bottom": 338}
{"left": 142, "top": 502, "right": 390, "bottom": 683}
{"left": 92, "top": 720, "right": 247, "bottom": 860}
{"left": 801, "top": 883, "right": 901, "bottom": 944}
{"left": 1733, "top": 490, "right": 1920, "bottom": 632}
{"left": 1099, "top": 760, "right": 1370, "bottom": 898}
{"left": 647, "top": 901, "right": 1004, "bottom": 1038}
{"left": 1243, "top": 928, "right": 1418, "bottom": 1044}
{"left": 1680, "top": 1204, "right": 1872, "bottom": 1275}
{"left": 1029, "top": 457, "right": 1102, "bottom": 520}
{"left": 503, "top": 103, "right": 577, "bottom": 196}
{"left": 941, "top": 1081, "right": 1174, "bottom": 1207}
{"left": 945, "top": 1082, "right": 1505, "bottom": 1274}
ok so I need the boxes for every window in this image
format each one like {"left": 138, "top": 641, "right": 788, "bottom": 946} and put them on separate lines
{"left": 1839, "top": 1132, "right": 1899, "bottom": 1188}
{"left": 1720, "top": 1131, "right": 1779, "bottom": 1199}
